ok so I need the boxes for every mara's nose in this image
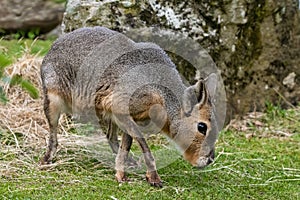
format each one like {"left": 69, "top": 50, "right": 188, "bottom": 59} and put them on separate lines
{"left": 207, "top": 150, "right": 215, "bottom": 165}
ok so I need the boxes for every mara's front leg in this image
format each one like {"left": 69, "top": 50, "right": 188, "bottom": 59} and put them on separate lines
{"left": 137, "top": 137, "right": 162, "bottom": 187}
{"left": 115, "top": 115, "right": 162, "bottom": 187}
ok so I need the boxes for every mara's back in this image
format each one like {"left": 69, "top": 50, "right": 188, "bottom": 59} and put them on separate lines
{"left": 41, "top": 26, "right": 184, "bottom": 113}
{"left": 41, "top": 27, "right": 115, "bottom": 94}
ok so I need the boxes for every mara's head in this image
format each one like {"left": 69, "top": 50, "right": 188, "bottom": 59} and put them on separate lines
{"left": 172, "top": 73, "right": 218, "bottom": 169}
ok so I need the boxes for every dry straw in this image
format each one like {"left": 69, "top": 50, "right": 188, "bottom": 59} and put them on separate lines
{"left": 0, "top": 44, "right": 97, "bottom": 146}
{"left": 0, "top": 45, "right": 86, "bottom": 171}
{"left": 1, "top": 50, "right": 48, "bottom": 147}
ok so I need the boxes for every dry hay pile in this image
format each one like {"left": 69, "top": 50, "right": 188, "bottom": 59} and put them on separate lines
{"left": 0, "top": 51, "right": 106, "bottom": 141}
{"left": 0, "top": 51, "right": 106, "bottom": 145}
{"left": 0, "top": 52, "right": 49, "bottom": 176}
{"left": 0, "top": 52, "right": 48, "bottom": 147}
{"left": 0, "top": 53, "right": 64, "bottom": 160}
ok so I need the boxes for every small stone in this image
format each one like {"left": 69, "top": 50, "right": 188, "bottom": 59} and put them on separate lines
{"left": 245, "top": 133, "right": 254, "bottom": 140}
{"left": 121, "top": 0, "right": 135, "bottom": 8}
{"left": 283, "top": 72, "right": 296, "bottom": 89}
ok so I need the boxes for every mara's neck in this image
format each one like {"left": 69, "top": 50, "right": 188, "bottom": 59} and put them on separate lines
{"left": 159, "top": 93, "right": 182, "bottom": 139}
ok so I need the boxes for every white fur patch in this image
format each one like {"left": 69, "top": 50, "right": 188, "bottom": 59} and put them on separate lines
{"left": 48, "top": 93, "right": 69, "bottom": 114}
{"left": 196, "top": 157, "right": 209, "bottom": 168}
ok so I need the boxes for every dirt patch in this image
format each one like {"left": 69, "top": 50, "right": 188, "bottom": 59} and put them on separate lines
{"left": 225, "top": 108, "right": 299, "bottom": 140}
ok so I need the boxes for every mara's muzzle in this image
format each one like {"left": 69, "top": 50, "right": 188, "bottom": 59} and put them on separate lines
{"left": 196, "top": 149, "right": 215, "bottom": 169}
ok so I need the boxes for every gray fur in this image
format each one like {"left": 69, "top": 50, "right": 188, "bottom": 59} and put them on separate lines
{"left": 40, "top": 26, "right": 218, "bottom": 187}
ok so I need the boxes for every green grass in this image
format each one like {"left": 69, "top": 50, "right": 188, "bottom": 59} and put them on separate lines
{"left": 1, "top": 109, "right": 299, "bottom": 199}
{"left": 0, "top": 39, "right": 53, "bottom": 67}
{"left": 0, "top": 39, "right": 299, "bottom": 199}
{"left": 0, "top": 39, "right": 53, "bottom": 102}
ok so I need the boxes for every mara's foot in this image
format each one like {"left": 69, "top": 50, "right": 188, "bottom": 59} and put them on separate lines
{"left": 115, "top": 170, "right": 129, "bottom": 183}
{"left": 146, "top": 171, "right": 163, "bottom": 187}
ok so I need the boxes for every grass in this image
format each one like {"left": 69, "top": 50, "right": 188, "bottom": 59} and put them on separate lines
{"left": 0, "top": 39, "right": 53, "bottom": 67}
{"left": 0, "top": 119, "right": 299, "bottom": 199}
{"left": 0, "top": 39, "right": 299, "bottom": 199}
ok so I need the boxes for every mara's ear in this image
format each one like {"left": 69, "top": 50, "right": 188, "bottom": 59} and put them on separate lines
{"left": 182, "top": 79, "right": 208, "bottom": 115}
{"left": 205, "top": 73, "right": 217, "bottom": 100}
{"left": 182, "top": 73, "right": 218, "bottom": 115}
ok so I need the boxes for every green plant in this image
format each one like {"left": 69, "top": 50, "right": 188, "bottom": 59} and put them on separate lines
{"left": 0, "top": 39, "right": 51, "bottom": 103}
{"left": 9, "top": 74, "right": 39, "bottom": 99}
{"left": 0, "top": 72, "right": 39, "bottom": 104}
{"left": 13, "top": 28, "right": 41, "bottom": 40}
{"left": 265, "top": 101, "right": 287, "bottom": 119}
{"left": 0, "top": 86, "right": 8, "bottom": 103}
{"left": 52, "top": 0, "right": 67, "bottom": 3}
{"left": 27, "top": 28, "right": 41, "bottom": 40}
{"left": 0, "top": 52, "right": 12, "bottom": 103}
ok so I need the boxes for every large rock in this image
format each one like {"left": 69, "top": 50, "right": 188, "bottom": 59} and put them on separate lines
{"left": 62, "top": 0, "right": 300, "bottom": 118}
{"left": 0, "top": 0, "right": 65, "bottom": 34}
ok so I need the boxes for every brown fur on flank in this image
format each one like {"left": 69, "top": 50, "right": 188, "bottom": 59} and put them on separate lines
{"left": 40, "top": 26, "right": 219, "bottom": 187}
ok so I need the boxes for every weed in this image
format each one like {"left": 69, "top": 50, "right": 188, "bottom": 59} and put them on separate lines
{"left": 265, "top": 101, "right": 287, "bottom": 119}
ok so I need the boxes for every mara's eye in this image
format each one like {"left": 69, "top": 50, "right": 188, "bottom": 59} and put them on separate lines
{"left": 197, "top": 122, "right": 207, "bottom": 135}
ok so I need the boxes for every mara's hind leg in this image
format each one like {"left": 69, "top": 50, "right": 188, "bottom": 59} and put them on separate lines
{"left": 107, "top": 120, "right": 120, "bottom": 154}
{"left": 98, "top": 118, "right": 120, "bottom": 154}
{"left": 115, "top": 132, "right": 133, "bottom": 182}
{"left": 106, "top": 120, "right": 138, "bottom": 166}
{"left": 41, "top": 91, "right": 63, "bottom": 164}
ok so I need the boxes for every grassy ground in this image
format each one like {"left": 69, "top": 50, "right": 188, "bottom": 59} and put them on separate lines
{"left": 0, "top": 39, "right": 299, "bottom": 199}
